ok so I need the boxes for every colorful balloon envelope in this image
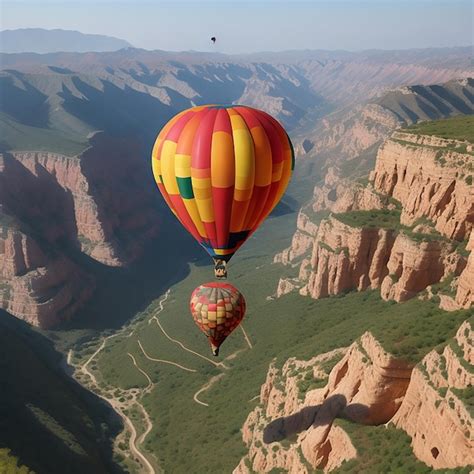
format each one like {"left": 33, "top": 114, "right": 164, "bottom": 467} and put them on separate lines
{"left": 190, "top": 282, "right": 246, "bottom": 356}
{"left": 151, "top": 105, "right": 294, "bottom": 277}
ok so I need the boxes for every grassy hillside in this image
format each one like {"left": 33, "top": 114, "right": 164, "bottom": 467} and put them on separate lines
{"left": 404, "top": 114, "right": 474, "bottom": 143}
{"left": 0, "top": 313, "right": 123, "bottom": 474}
{"left": 64, "top": 207, "right": 470, "bottom": 473}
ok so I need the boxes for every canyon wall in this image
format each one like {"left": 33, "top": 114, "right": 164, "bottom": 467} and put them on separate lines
{"left": 236, "top": 322, "right": 473, "bottom": 472}
{"left": 0, "top": 133, "right": 160, "bottom": 327}
{"left": 276, "top": 129, "right": 473, "bottom": 308}
{"left": 370, "top": 132, "right": 473, "bottom": 241}
{"left": 392, "top": 321, "right": 474, "bottom": 469}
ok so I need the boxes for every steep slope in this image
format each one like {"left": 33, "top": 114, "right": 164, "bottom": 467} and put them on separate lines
{"left": 371, "top": 129, "right": 473, "bottom": 241}
{"left": 236, "top": 320, "right": 473, "bottom": 473}
{"left": 0, "top": 132, "right": 160, "bottom": 327}
{"left": 0, "top": 59, "right": 322, "bottom": 153}
{"left": 0, "top": 28, "right": 132, "bottom": 53}
{"left": 0, "top": 312, "right": 123, "bottom": 474}
{"left": 293, "top": 78, "right": 474, "bottom": 180}
{"left": 277, "top": 115, "right": 473, "bottom": 308}
{"left": 392, "top": 320, "right": 474, "bottom": 469}
{"left": 1, "top": 47, "right": 471, "bottom": 156}
{"left": 2, "top": 46, "right": 470, "bottom": 108}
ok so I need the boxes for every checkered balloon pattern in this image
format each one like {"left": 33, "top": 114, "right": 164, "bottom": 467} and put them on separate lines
{"left": 190, "top": 282, "right": 246, "bottom": 352}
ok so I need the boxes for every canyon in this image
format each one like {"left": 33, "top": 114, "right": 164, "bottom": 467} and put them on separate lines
{"left": 276, "top": 125, "right": 473, "bottom": 311}
{"left": 0, "top": 132, "right": 159, "bottom": 327}
{"left": 1, "top": 49, "right": 471, "bottom": 328}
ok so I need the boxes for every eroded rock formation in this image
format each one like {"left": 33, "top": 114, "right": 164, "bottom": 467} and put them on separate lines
{"left": 0, "top": 133, "right": 160, "bottom": 326}
{"left": 0, "top": 224, "right": 93, "bottom": 328}
{"left": 235, "top": 333, "right": 413, "bottom": 473}
{"left": 236, "top": 322, "right": 473, "bottom": 472}
{"left": 392, "top": 321, "right": 474, "bottom": 469}
{"left": 370, "top": 132, "right": 473, "bottom": 241}
{"left": 277, "top": 128, "right": 473, "bottom": 309}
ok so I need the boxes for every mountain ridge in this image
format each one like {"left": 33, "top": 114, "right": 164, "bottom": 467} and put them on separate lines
{"left": 0, "top": 28, "right": 132, "bottom": 54}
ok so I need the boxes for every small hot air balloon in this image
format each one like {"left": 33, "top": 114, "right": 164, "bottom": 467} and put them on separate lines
{"left": 190, "top": 282, "right": 246, "bottom": 356}
{"left": 211, "top": 36, "right": 216, "bottom": 44}
{"left": 151, "top": 105, "right": 294, "bottom": 278}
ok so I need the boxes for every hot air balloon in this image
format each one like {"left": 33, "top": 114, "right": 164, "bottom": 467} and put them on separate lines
{"left": 211, "top": 36, "right": 216, "bottom": 44}
{"left": 190, "top": 282, "right": 246, "bottom": 356}
{"left": 151, "top": 105, "right": 294, "bottom": 277}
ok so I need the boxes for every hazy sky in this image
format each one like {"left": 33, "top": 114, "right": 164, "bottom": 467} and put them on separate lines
{"left": 1, "top": 1, "right": 472, "bottom": 53}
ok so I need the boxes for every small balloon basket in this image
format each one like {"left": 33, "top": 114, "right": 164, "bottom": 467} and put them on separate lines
{"left": 213, "top": 259, "right": 228, "bottom": 279}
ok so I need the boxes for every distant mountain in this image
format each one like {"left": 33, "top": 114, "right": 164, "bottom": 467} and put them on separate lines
{"left": 1, "top": 46, "right": 470, "bottom": 106}
{"left": 0, "top": 28, "right": 132, "bottom": 53}
{"left": 294, "top": 78, "right": 474, "bottom": 179}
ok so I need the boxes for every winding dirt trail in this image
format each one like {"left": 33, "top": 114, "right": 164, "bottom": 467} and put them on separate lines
{"left": 149, "top": 293, "right": 227, "bottom": 369}
{"left": 77, "top": 345, "right": 156, "bottom": 474}
{"left": 240, "top": 325, "right": 253, "bottom": 349}
{"left": 127, "top": 352, "right": 153, "bottom": 391}
{"left": 193, "top": 373, "right": 225, "bottom": 407}
{"left": 81, "top": 333, "right": 120, "bottom": 386}
{"left": 136, "top": 402, "right": 154, "bottom": 449}
{"left": 112, "top": 400, "right": 155, "bottom": 474}
{"left": 138, "top": 340, "right": 197, "bottom": 373}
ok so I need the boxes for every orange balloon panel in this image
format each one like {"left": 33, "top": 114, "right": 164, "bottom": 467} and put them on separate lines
{"left": 152, "top": 105, "right": 294, "bottom": 262}
{"left": 190, "top": 282, "right": 246, "bottom": 355}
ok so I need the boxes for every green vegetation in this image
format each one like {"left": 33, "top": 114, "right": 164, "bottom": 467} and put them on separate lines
{"left": 334, "top": 420, "right": 472, "bottom": 474}
{"left": 77, "top": 218, "right": 469, "bottom": 473}
{"left": 334, "top": 209, "right": 450, "bottom": 244}
{"left": 0, "top": 315, "right": 121, "bottom": 474}
{"left": 430, "top": 274, "right": 456, "bottom": 298}
{"left": 451, "top": 386, "right": 474, "bottom": 418}
{"left": 335, "top": 209, "right": 401, "bottom": 229}
{"left": 320, "top": 353, "right": 344, "bottom": 374}
{"left": 0, "top": 113, "right": 88, "bottom": 156}
{"left": 403, "top": 115, "right": 474, "bottom": 143}
{"left": 0, "top": 449, "right": 33, "bottom": 474}
{"left": 297, "top": 371, "right": 328, "bottom": 399}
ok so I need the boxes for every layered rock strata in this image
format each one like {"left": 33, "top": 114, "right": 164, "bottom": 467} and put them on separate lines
{"left": 235, "top": 333, "right": 413, "bottom": 473}
{"left": 0, "top": 133, "right": 159, "bottom": 326}
{"left": 370, "top": 132, "right": 473, "bottom": 241}
{"left": 392, "top": 321, "right": 474, "bottom": 469}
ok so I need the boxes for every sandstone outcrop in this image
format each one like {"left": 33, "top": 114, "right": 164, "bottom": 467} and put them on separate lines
{"left": 274, "top": 211, "right": 319, "bottom": 266}
{"left": 300, "top": 220, "right": 466, "bottom": 303}
{"left": 295, "top": 104, "right": 399, "bottom": 161}
{"left": 370, "top": 132, "right": 473, "bottom": 241}
{"left": 455, "top": 231, "right": 474, "bottom": 308}
{"left": 278, "top": 127, "right": 473, "bottom": 309}
{"left": 0, "top": 224, "right": 93, "bottom": 328}
{"left": 301, "top": 217, "right": 395, "bottom": 299}
{"left": 311, "top": 167, "right": 387, "bottom": 215}
{"left": 392, "top": 321, "right": 474, "bottom": 469}
{"left": 236, "top": 334, "right": 414, "bottom": 473}
{"left": 0, "top": 132, "right": 159, "bottom": 267}
{"left": 0, "top": 132, "right": 160, "bottom": 326}
{"left": 237, "top": 322, "right": 473, "bottom": 472}
{"left": 380, "top": 234, "right": 465, "bottom": 302}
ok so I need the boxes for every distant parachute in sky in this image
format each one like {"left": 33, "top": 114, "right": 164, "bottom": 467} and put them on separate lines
{"left": 190, "top": 282, "right": 246, "bottom": 356}
{"left": 151, "top": 105, "right": 294, "bottom": 278}
{"left": 211, "top": 36, "right": 216, "bottom": 44}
